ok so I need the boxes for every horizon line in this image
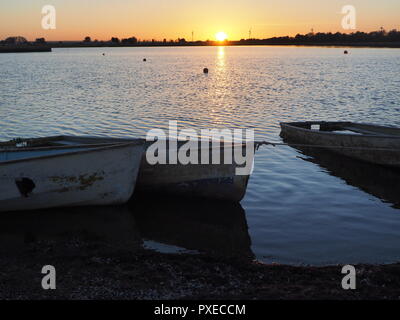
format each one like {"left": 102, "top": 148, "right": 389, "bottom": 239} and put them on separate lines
{"left": 3, "top": 28, "right": 399, "bottom": 43}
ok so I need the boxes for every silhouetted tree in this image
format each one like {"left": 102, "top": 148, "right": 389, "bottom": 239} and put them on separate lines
{"left": 35, "top": 38, "right": 46, "bottom": 44}
{"left": 121, "top": 36, "right": 138, "bottom": 44}
{"left": 254, "top": 29, "right": 400, "bottom": 45}
{"left": 4, "top": 36, "right": 28, "bottom": 45}
{"left": 388, "top": 29, "right": 400, "bottom": 40}
{"left": 83, "top": 36, "right": 91, "bottom": 42}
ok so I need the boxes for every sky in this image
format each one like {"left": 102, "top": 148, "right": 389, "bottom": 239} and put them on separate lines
{"left": 0, "top": 0, "right": 399, "bottom": 41}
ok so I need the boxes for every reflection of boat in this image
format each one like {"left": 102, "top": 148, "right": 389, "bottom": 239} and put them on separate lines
{"left": 0, "top": 137, "right": 144, "bottom": 212}
{"left": 0, "top": 206, "right": 140, "bottom": 253}
{"left": 284, "top": 141, "right": 400, "bottom": 208}
{"left": 0, "top": 201, "right": 253, "bottom": 260}
{"left": 280, "top": 121, "right": 400, "bottom": 167}
{"left": 130, "top": 196, "right": 254, "bottom": 259}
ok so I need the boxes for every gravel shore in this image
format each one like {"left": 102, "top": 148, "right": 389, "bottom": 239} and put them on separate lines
{"left": 1, "top": 237, "right": 399, "bottom": 300}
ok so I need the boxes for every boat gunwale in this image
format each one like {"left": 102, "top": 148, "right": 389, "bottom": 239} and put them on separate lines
{"left": 0, "top": 135, "right": 144, "bottom": 146}
{"left": 1, "top": 136, "right": 250, "bottom": 150}
{"left": 0, "top": 142, "right": 137, "bottom": 153}
{"left": 0, "top": 135, "right": 64, "bottom": 147}
{"left": 280, "top": 121, "right": 400, "bottom": 140}
{"left": 0, "top": 141, "right": 144, "bottom": 166}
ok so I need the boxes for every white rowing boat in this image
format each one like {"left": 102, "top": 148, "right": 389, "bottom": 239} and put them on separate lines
{"left": 0, "top": 138, "right": 144, "bottom": 212}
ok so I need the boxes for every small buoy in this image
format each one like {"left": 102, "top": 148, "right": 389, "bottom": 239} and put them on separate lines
{"left": 344, "top": 50, "right": 348, "bottom": 54}
{"left": 143, "top": 58, "right": 147, "bottom": 62}
{"left": 102, "top": 53, "right": 105, "bottom": 56}
{"left": 203, "top": 67, "right": 209, "bottom": 74}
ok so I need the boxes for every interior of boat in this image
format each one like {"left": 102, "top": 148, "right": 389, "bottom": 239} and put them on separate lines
{"left": 0, "top": 136, "right": 131, "bottom": 162}
{"left": 0, "top": 147, "right": 93, "bottom": 162}
{"left": 0, "top": 136, "right": 130, "bottom": 148}
{"left": 288, "top": 121, "right": 400, "bottom": 137}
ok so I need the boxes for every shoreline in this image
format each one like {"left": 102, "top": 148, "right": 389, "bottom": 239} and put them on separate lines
{"left": 1, "top": 238, "right": 399, "bottom": 299}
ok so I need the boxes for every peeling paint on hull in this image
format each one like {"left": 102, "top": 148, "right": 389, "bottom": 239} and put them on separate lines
{"left": 0, "top": 143, "right": 144, "bottom": 212}
{"left": 136, "top": 176, "right": 250, "bottom": 202}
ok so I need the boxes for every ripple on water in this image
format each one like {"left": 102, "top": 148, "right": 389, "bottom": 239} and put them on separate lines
{"left": 1, "top": 46, "right": 400, "bottom": 265}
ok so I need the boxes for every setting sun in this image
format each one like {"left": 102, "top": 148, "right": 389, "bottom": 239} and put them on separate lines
{"left": 215, "top": 32, "right": 228, "bottom": 42}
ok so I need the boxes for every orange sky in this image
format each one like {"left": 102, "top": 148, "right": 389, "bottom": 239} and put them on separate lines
{"left": 1, "top": 0, "right": 399, "bottom": 41}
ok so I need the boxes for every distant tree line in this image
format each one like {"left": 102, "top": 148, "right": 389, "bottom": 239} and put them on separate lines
{"left": 80, "top": 29, "right": 400, "bottom": 46}
{"left": 81, "top": 35, "right": 189, "bottom": 46}
{"left": 0, "top": 36, "right": 47, "bottom": 46}
{"left": 239, "top": 29, "right": 400, "bottom": 44}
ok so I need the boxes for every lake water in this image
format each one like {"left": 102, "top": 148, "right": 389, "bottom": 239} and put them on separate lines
{"left": 1, "top": 46, "right": 400, "bottom": 265}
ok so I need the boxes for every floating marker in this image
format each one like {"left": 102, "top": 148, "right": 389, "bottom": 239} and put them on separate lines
{"left": 203, "top": 67, "right": 209, "bottom": 74}
{"left": 143, "top": 58, "right": 147, "bottom": 62}
{"left": 344, "top": 50, "right": 349, "bottom": 54}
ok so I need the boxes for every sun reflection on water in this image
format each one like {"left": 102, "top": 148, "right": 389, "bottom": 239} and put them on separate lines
{"left": 217, "top": 46, "right": 225, "bottom": 68}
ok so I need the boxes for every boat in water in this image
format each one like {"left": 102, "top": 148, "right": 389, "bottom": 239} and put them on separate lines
{"left": 280, "top": 121, "right": 400, "bottom": 167}
{"left": 0, "top": 137, "right": 144, "bottom": 212}
{"left": 135, "top": 140, "right": 254, "bottom": 202}
{"left": 3, "top": 136, "right": 254, "bottom": 202}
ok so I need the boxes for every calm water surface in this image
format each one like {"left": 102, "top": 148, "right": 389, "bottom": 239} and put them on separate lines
{"left": 1, "top": 46, "right": 400, "bottom": 265}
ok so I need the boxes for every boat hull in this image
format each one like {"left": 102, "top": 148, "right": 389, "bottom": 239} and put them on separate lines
{"left": 136, "top": 161, "right": 251, "bottom": 202}
{"left": 0, "top": 136, "right": 254, "bottom": 202}
{"left": 136, "top": 143, "right": 254, "bottom": 202}
{"left": 0, "top": 143, "right": 144, "bottom": 212}
{"left": 280, "top": 121, "right": 400, "bottom": 167}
